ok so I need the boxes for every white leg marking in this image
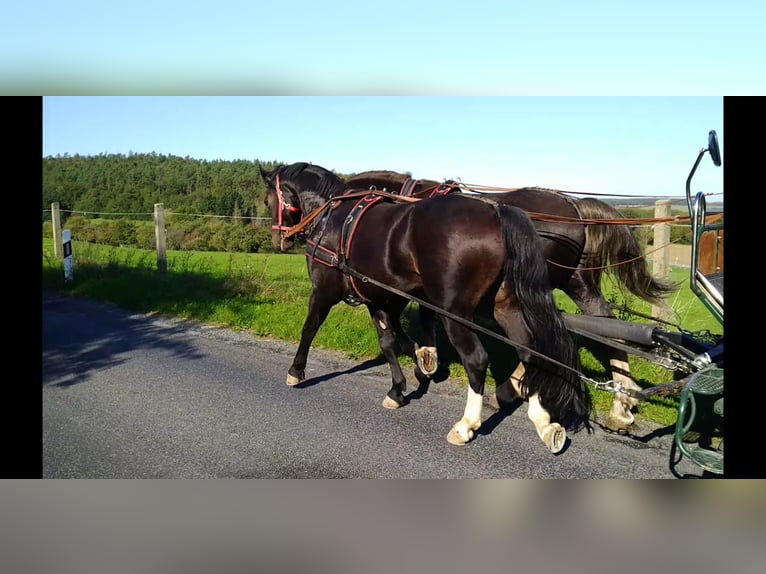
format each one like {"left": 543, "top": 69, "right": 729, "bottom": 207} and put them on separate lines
{"left": 447, "top": 386, "right": 483, "bottom": 445}
{"left": 528, "top": 393, "right": 566, "bottom": 453}
{"left": 508, "top": 363, "right": 526, "bottom": 396}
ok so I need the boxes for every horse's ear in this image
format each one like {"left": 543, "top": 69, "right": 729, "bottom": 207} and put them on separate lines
{"left": 259, "top": 164, "right": 274, "bottom": 184}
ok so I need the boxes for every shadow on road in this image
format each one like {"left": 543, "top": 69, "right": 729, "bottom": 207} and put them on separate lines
{"left": 43, "top": 292, "right": 204, "bottom": 388}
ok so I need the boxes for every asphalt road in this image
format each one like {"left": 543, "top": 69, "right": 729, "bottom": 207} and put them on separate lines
{"left": 42, "top": 292, "right": 708, "bottom": 478}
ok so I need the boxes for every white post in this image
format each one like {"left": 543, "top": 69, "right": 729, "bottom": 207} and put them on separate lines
{"left": 62, "top": 229, "right": 74, "bottom": 282}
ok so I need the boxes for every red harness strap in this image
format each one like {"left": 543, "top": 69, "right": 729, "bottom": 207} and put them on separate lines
{"left": 272, "top": 172, "right": 302, "bottom": 233}
{"left": 428, "top": 181, "right": 459, "bottom": 198}
{"left": 306, "top": 193, "right": 386, "bottom": 305}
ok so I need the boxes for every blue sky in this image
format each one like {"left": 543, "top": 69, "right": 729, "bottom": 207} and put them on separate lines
{"left": 43, "top": 96, "right": 723, "bottom": 198}
{"left": 4, "top": 1, "right": 764, "bottom": 95}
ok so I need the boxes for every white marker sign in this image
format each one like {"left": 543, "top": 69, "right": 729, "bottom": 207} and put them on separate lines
{"left": 63, "top": 229, "right": 73, "bottom": 282}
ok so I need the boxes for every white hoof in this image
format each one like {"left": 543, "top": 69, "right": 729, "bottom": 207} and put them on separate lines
{"left": 605, "top": 400, "right": 635, "bottom": 431}
{"left": 382, "top": 396, "right": 401, "bottom": 409}
{"left": 286, "top": 374, "right": 301, "bottom": 387}
{"left": 447, "top": 426, "right": 473, "bottom": 446}
{"left": 415, "top": 346, "right": 438, "bottom": 376}
{"left": 541, "top": 423, "right": 566, "bottom": 453}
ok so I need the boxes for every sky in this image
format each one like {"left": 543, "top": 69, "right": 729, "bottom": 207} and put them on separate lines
{"left": 3, "top": 1, "right": 764, "bottom": 95}
{"left": 43, "top": 96, "right": 724, "bottom": 199}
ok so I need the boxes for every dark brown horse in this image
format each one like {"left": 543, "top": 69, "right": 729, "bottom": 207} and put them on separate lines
{"left": 260, "top": 162, "right": 591, "bottom": 452}
{"left": 344, "top": 170, "right": 677, "bottom": 432}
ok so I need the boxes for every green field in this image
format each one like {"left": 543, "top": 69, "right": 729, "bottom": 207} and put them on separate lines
{"left": 42, "top": 239, "right": 723, "bottom": 428}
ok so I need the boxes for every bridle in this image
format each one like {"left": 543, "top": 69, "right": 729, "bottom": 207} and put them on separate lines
{"left": 271, "top": 172, "right": 302, "bottom": 236}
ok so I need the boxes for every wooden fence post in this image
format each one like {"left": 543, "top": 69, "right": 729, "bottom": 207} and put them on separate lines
{"left": 52, "top": 202, "right": 63, "bottom": 259}
{"left": 652, "top": 199, "right": 671, "bottom": 321}
{"left": 154, "top": 203, "right": 167, "bottom": 273}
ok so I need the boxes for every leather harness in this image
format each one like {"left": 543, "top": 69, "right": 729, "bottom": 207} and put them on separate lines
{"left": 306, "top": 192, "right": 386, "bottom": 306}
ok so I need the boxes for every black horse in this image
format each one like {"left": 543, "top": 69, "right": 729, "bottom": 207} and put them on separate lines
{"left": 344, "top": 170, "right": 677, "bottom": 432}
{"left": 260, "top": 162, "right": 591, "bottom": 452}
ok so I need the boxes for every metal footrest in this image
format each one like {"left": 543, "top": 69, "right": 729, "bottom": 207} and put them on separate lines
{"left": 685, "top": 367, "right": 724, "bottom": 395}
{"left": 674, "top": 367, "right": 724, "bottom": 475}
{"left": 684, "top": 446, "right": 724, "bottom": 474}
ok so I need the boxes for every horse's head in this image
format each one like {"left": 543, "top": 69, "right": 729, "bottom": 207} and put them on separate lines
{"left": 260, "top": 162, "right": 349, "bottom": 252}
{"left": 260, "top": 164, "right": 302, "bottom": 252}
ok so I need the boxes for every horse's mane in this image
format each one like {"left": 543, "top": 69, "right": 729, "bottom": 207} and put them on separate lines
{"left": 280, "top": 162, "right": 347, "bottom": 199}
{"left": 346, "top": 170, "right": 413, "bottom": 185}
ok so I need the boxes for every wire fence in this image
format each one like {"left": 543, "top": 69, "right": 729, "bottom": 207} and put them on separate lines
{"left": 42, "top": 195, "right": 722, "bottom": 276}
{"left": 41, "top": 207, "right": 273, "bottom": 225}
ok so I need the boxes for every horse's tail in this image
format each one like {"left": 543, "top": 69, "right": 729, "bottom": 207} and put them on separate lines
{"left": 576, "top": 197, "right": 678, "bottom": 305}
{"left": 497, "top": 204, "right": 592, "bottom": 432}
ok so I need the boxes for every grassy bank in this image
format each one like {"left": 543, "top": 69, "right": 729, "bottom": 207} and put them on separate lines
{"left": 42, "top": 239, "right": 723, "bottom": 428}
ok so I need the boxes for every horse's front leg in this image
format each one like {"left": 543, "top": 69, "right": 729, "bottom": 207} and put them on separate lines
{"left": 369, "top": 307, "right": 410, "bottom": 409}
{"left": 286, "top": 290, "right": 335, "bottom": 386}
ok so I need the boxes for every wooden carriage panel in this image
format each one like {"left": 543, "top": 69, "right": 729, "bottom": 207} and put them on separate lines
{"left": 699, "top": 229, "right": 723, "bottom": 274}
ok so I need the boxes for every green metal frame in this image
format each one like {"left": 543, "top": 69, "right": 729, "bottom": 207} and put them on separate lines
{"left": 674, "top": 367, "right": 724, "bottom": 474}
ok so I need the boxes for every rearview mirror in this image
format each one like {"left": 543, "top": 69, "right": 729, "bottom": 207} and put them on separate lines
{"left": 708, "top": 130, "right": 722, "bottom": 167}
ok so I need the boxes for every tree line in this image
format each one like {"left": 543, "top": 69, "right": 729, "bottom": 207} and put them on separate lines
{"left": 42, "top": 152, "right": 329, "bottom": 253}
{"left": 43, "top": 152, "right": 288, "bottom": 221}
{"left": 42, "top": 152, "right": 696, "bottom": 254}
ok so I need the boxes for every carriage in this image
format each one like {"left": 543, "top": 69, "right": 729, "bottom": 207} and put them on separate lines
{"left": 561, "top": 130, "right": 723, "bottom": 474}
{"left": 261, "top": 130, "right": 724, "bottom": 476}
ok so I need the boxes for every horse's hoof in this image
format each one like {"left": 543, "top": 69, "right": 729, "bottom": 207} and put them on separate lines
{"left": 604, "top": 415, "right": 634, "bottom": 432}
{"left": 605, "top": 405, "right": 635, "bottom": 431}
{"left": 447, "top": 426, "right": 472, "bottom": 446}
{"left": 543, "top": 424, "right": 566, "bottom": 454}
{"left": 415, "top": 346, "right": 438, "bottom": 376}
{"left": 382, "top": 396, "right": 401, "bottom": 409}
{"left": 286, "top": 374, "right": 301, "bottom": 387}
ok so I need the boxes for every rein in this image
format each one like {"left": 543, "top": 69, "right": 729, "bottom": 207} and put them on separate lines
{"left": 274, "top": 180, "right": 649, "bottom": 396}
{"left": 276, "top": 182, "right": 720, "bottom": 275}
{"left": 334, "top": 258, "right": 598, "bottom": 385}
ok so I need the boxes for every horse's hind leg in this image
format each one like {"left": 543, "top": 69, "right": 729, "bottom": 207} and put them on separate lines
{"left": 389, "top": 305, "right": 438, "bottom": 382}
{"left": 492, "top": 363, "right": 524, "bottom": 409}
{"left": 369, "top": 307, "right": 410, "bottom": 409}
{"left": 492, "top": 363, "right": 567, "bottom": 453}
{"left": 565, "top": 275, "right": 640, "bottom": 430}
{"left": 440, "top": 318, "right": 489, "bottom": 445}
{"left": 414, "top": 305, "right": 438, "bottom": 377}
{"left": 493, "top": 308, "right": 567, "bottom": 453}
{"left": 527, "top": 393, "right": 567, "bottom": 454}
